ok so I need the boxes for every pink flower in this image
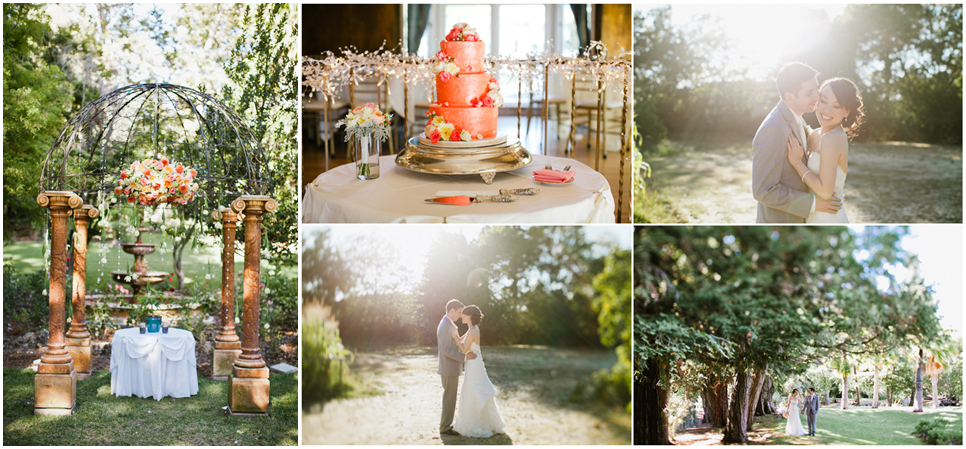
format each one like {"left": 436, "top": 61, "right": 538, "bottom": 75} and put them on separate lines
{"left": 465, "top": 33, "right": 479, "bottom": 42}
{"left": 489, "top": 77, "right": 498, "bottom": 85}
{"left": 471, "top": 98, "right": 481, "bottom": 107}
{"left": 175, "top": 164, "right": 184, "bottom": 174}
{"left": 424, "top": 110, "right": 431, "bottom": 117}
{"left": 451, "top": 129, "right": 462, "bottom": 142}
{"left": 430, "top": 129, "right": 441, "bottom": 144}
{"left": 481, "top": 96, "right": 493, "bottom": 107}
{"left": 160, "top": 157, "right": 169, "bottom": 166}
{"left": 445, "top": 29, "right": 459, "bottom": 41}
{"left": 438, "top": 71, "right": 452, "bottom": 82}
{"left": 435, "top": 51, "right": 449, "bottom": 61}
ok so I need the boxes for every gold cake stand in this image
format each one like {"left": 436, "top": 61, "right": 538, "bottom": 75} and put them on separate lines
{"left": 395, "top": 136, "right": 532, "bottom": 184}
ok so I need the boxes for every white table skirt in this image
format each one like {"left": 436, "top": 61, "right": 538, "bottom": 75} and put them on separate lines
{"left": 302, "top": 154, "right": 616, "bottom": 223}
{"left": 110, "top": 327, "right": 199, "bottom": 401}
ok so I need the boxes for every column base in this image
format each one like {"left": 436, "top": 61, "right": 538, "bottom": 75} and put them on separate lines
{"left": 212, "top": 341, "right": 242, "bottom": 380}
{"left": 34, "top": 360, "right": 77, "bottom": 415}
{"left": 66, "top": 336, "right": 92, "bottom": 378}
{"left": 228, "top": 366, "right": 270, "bottom": 415}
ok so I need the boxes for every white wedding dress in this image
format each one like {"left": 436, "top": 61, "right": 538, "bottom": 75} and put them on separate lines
{"left": 785, "top": 396, "right": 806, "bottom": 436}
{"left": 453, "top": 339, "right": 506, "bottom": 438}
{"left": 805, "top": 131, "right": 849, "bottom": 223}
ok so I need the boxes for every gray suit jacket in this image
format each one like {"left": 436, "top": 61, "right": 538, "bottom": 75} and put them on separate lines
{"left": 752, "top": 101, "right": 813, "bottom": 223}
{"left": 804, "top": 393, "right": 819, "bottom": 415}
{"left": 437, "top": 316, "right": 463, "bottom": 377}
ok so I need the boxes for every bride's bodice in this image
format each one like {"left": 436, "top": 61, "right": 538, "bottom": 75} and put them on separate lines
{"left": 468, "top": 341, "right": 482, "bottom": 357}
{"left": 788, "top": 396, "right": 801, "bottom": 407}
{"left": 807, "top": 152, "right": 846, "bottom": 193}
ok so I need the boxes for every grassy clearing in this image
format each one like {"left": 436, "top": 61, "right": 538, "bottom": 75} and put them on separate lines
{"left": 303, "top": 345, "right": 630, "bottom": 445}
{"left": 2, "top": 367, "right": 297, "bottom": 445}
{"left": 2, "top": 233, "right": 294, "bottom": 293}
{"left": 639, "top": 139, "right": 962, "bottom": 223}
{"left": 674, "top": 406, "right": 963, "bottom": 445}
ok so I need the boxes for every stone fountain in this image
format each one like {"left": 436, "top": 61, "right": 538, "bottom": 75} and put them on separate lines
{"left": 110, "top": 228, "right": 167, "bottom": 303}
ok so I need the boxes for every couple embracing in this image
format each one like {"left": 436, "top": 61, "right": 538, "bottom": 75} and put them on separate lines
{"left": 753, "top": 62, "right": 865, "bottom": 223}
{"left": 437, "top": 299, "right": 506, "bottom": 438}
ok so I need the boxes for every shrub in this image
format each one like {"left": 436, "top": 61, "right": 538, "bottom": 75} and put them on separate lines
{"left": 913, "top": 419, "right": 963, "bottom": 445}
{"left": 2, "top": 263, "right": 49, "bottom": 334}
{"left": 302, "top": 305, "right": 354, "bottom": 405}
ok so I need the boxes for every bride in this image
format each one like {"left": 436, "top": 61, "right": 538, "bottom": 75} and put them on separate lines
{"left": 786, "top": 77, "right": 865, "bottom": 223}
{"left": 784, "top": 389, "right": 807, "bottom": 436}
{"left": 450, "top": 305, "right": 506, "bottom": 438}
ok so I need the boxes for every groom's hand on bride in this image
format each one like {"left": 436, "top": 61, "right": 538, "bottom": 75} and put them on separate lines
{"left": 466, "top": 352, "right": 477, "bottom": 361}
{"left": 815, "top": 195, "right": 842, "bottom": 213}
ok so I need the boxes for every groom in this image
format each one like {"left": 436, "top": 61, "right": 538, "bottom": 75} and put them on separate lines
{"left": 437, "top": 299, "right": 476, "bottom": 436}
{"left": 802, "top": 387, "right": 820, "bottom": 436}
{"left": 752, "top": 61, "right": 842, "bottom": 222}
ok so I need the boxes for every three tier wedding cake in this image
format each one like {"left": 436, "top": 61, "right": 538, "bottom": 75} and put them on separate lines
{"left": 422, "top": 23, "right": 504, "bottom": 144}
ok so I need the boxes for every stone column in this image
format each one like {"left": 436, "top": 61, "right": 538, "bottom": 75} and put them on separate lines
{"left": 34, "top": 191, "right": 82, "bottom": 415}
{"left": 227, "top": 195, "right": 276, "bottom": 415}
{"left": 212, "top": 207, "right": 241, "bottom": 380}
{"left": 66, "top": 205, "right": 97, "bottom": 379}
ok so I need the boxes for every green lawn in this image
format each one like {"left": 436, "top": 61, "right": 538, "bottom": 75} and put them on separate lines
{"left": 3, "top": 232, "right": 293, "bottom": 293}
{"left": 752, "top": 407, "right": 963, "bottom": 445}
{"left": 3, "top": 367, "right": 297, "bottom": 445}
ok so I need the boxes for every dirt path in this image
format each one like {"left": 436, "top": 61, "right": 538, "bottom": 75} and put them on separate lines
{"left": 301, "top": 346, "right": 630, "bottom": 445}
{"left": 646, "top": 141, "right": 962, "bottom": 223}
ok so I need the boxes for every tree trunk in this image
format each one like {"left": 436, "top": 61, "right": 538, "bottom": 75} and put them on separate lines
{"left": 841, "top": 373, "right": 849, "bottom": 410}
{"left": 854, "top": 383, "right": 861, "bottom": 406}
{"left": 887, "top": 387, "right": 892, "bottom": 407}
{"left": 746, "top": 365, "right": 768, "bottom": 432}
{"left": 931, "top": 374, "right": 940, "bottom": 409}
{"left": 172, "top": 223, "right": 196, "bottom": 290}
{"left": 634, "top": 358, "right": 672, "bottom": 444}
{"left": 872, "top": 365, "right": 880, "bottom": 408}
{"left": 722, "top": 369, "right": 752, "bottom": 444}
{"left": 756, "top": 376, "right": 776, "bottom": 415}
{"left": 914, "top": 348, "right": 924, "bottom": 412}
{"left": 702, "top": 374, "right": 728, "bottom": 427}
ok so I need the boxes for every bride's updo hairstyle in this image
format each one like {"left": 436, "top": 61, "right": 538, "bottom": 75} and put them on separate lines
{"left": 821, "top": 77, "right": 865, "bottom": 139}
{"left": 463, "top": 305, "right": 484, "bottom": 325}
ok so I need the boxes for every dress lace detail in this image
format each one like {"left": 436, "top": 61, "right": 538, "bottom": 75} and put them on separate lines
{"left": 453, "top": 341, "right": 506, "bottom": 437}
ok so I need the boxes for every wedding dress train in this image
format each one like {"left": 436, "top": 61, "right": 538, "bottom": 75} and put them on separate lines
{"left": 453, "top": 341, "right": 506, "bottom": 437}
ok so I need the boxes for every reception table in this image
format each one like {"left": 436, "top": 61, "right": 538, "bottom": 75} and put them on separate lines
{"left": 110, "top": 327, "right": 199, "bottom": 401}
{"left": 302, "top": 154, "right": 615, "bottom": 223}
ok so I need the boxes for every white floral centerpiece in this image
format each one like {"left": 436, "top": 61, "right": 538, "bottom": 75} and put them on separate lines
{"left": 336, "top": 103, "right": 392, "bottom": 180}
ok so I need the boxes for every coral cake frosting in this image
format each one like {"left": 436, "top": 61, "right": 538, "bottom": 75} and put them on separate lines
{"left": 424, "top": 23, "right": 503, "bottom": 144}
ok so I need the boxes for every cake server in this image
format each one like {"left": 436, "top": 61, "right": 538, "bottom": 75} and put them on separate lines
{"left": 424, "top": 194, "right": 518, "bottom": 205}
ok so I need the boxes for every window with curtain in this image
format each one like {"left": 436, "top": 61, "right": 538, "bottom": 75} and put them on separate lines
{"left": 443, "top": 5, "right": 492, "bottom": 45}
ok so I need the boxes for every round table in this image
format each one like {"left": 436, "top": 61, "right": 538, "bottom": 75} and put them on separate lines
{"left": 110, "top": 327, "right": 199, "bottom": 401}
{"left": 302, "top": 154, "right": 615, "bottom": 223}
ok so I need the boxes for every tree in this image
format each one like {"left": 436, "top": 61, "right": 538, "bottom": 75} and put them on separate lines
{"left": 220, "top": 3, "right": 298, "bottom": 266}
{"left": 3, "top": 4, "right": 76, "bottom": 236}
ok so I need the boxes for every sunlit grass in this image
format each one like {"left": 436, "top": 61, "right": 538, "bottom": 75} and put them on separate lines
{"left": 751, "top": 406, "right": 963, "bottom": 445}
{"left": 3, "top": 367, "right": 297, "bottom": 445}
{"left": 3, "top": 233, "right": 294, "bottom": 293}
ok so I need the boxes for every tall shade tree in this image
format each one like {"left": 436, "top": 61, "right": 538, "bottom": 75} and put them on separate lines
{"left": 3, "top": 3, "right": 75, "bottom": 236}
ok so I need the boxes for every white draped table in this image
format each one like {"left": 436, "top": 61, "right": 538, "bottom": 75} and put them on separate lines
{"left": 302, "top": 154, "right": 616, "bottom": 223}
{"left": 110, "top": 327, "right": 199, "bottom": 401}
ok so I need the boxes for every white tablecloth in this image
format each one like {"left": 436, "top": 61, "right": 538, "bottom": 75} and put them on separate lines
{"left": 110, "top": 327, "right": 199, "bottom": 401}
{"left": 302, "top": 154, "right": 615, "bottom": 223}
